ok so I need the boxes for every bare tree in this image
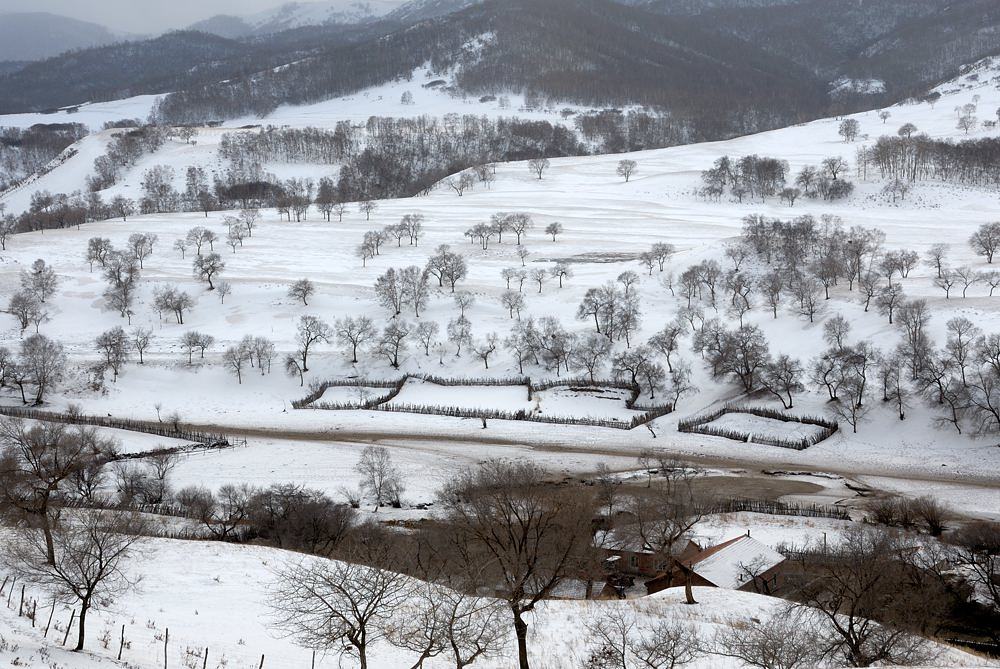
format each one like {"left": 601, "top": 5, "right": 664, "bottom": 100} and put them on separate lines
{"left": 224, "top": 344, "right": 248, "bottom": 383}
{"left": 2, "top": 511, "right": 145, "bottom": 651}
{"left": 288, "top": 278, "right": 316, "bottom": 305}
{"left": 528, "top": 157, "right": 550, "bottom": 179}
{"left": 269, "top": 550, "right": 410, "bottom": 669}
{"left": 359, "top": 200, "right": 379, "bottom": 220}
{"left": 0, "top": 420, "right": 115, "bottom": 564}
{"left": 20, "top": 258, "right": 59, "bottom": 303}
{"left": 530, "top": 268, "right": 547, "bottom": 293}
{"left": 454, "top": 291, "right": 476, "bottom": 318}
{"left": 949, "top": 521, "right": 1000, "bottom": 613}
{"left": 572, "top": 332, "right": 613, "bottom": 383}
{"left": 447, "top": 316, "right": 472, "bottom": 356}
{"left": 793, "top": 526, "right": 940, "bottom": 667}
{"left": 969, "top": 222, "right": 1000, "bottom": 264}
{"left": 377, "top": 320, "right": 411, "bottom": 369}
{"left": 355, "top": 445, "right": 404, "bottom": 511}
{"left": 875, "top": 283, "right": 904, "bottom": 324}
{"left": 925, "top": 243, "right": 949, "bottom": 279}
{"left": 335, "top": 316, "right": 376, "bottom": 363}
{"left": 760, "top": 354, "right": 804, "bottom": 409}
{"left": 714, "top": 608, "right": 823, "bottom": 669}
{"left": 414, "top": 321, "right": 440, "bottom": 357}
{"left": 192, "top": 252, "right": 225, "bottom": 290}
{"left": 953, "top": 266, "right": 980, "bottom": 298}
{"left": 295, "top": 315, "right": 331, "bottom": 372}
{"left": 501, "top": 291, "right": 526, "bottom": 319}
{"left": 473, "top": 333, "right": 499, "bottom": 369}
{"left": 152, "top": 285, "right": 194, "bottom": 324}
{"left": 616, "top": 159, "right": 637, "bottom": 183}
{"left": 439, "top": 460, "right": 592, "bottom": 669}
{"left": 94, "top": 326, "right": 132, "bottom": 381}
{"left": 18, "top": 334, "right": 67, "bottom": 405}
{"left": 545, "top": 222, "right": 563, "bottom": 241}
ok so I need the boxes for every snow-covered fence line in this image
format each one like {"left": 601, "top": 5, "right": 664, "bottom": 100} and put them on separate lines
{"left": 294, "top": 377, "right": 407, "bottom": 409}
{"left": 293, "top": 375, "right": 669, "bottom": 428}
{"left": 302, "top": 400, "right": 673, "bottom": 430}
{"left": 59, "top": 496, "right": 194, "bottom": 521}
{"left": 0, "top": 405, "right": 233, "bottom": 447}
{"left": 528, "top": 377, "right": 640, "bottom": 404}
{"left": 295, "top": 374, "right": 643, "bottom": 408}
{"left": 677, "top": 403, "right": 838, "bottom": 450}
{"left": 707, "top": 497, "right": 849, "bottom": 521}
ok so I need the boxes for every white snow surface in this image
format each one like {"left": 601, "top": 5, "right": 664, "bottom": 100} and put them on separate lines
{"left": 0, "top": 538, "right": 990, "bottom": 669}
{"left": 0, "top": 95, "right": 161, "bottom": 131}
{"left": 0, "top": 61, "right": 998, "bottom": 518}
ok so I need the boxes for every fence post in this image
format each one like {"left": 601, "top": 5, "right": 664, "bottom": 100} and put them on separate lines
{"left": 118, "top": 623, "right": 126, "bottom": 660}
{"left": 18, "top": 584, "right": 24, "bottom": 617}
{"left": 259, "top": 654, "right": 265, "bottom": 668}
{"left": 164, "top": 628, "right": 169, "bottom": 669}
{"left": 203, "top": 647, "right": 209, "bottom": 669}
{"left": 44, "top": 599, "right": 55, "bottom": 637}
{"left": 63, "top": 609, "right": 75, "bottom": 646}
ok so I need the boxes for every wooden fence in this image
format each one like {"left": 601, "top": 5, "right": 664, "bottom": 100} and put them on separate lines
{"left": 294, "top": 374, "right": 672, "bottom": 430}
{"left": 0, "top": 405, "right": 233, "bottom": 447}
{"left": 677, "top": 403, "right": 838, "bottom": 450}
{"left": 707, "top": 496, "right": 850, "bottom": 520}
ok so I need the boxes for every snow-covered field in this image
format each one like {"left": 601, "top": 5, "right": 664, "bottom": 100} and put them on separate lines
{"left": 0, "top": 67, "right": 997, "bottom": 527}
{"left": 1, "top": 46, "right": 1000, "bottom": 669}
{"left": 0, "top": 538, "right": 990, "bottom": 669}
{"left": 1, "top": 58, "right": 999, "bottom": 517}
{"left": 704, "top": 413, "right": 829, "bottom": 442}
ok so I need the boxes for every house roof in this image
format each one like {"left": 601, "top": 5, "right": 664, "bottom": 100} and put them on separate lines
{"left": 684, "top": 534, "right": 786, "bottom": 589}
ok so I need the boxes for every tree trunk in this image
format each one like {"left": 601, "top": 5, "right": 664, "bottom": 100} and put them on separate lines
{"left": 513, "top": 609, "right": 530, "bottom": 669}
{"left": 684, "top": 573, "right": 697, "bottom": 605}
{"left": 75, "top": 600, "right": 88, "bottom": 651}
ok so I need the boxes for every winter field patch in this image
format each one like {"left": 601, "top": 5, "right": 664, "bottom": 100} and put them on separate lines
{"left": 704, "top": 413, "right": 831, "bottom": 442}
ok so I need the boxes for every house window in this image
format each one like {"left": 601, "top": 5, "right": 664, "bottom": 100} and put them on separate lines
{"left": 629, "top": 555, "right": 639, "bottom": 569}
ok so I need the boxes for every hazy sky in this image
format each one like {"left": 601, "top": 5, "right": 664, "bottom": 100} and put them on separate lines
{"left": 0, "top": 0, "right": 294, "bottom": 33}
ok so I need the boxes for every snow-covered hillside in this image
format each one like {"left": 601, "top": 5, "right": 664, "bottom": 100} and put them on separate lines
{"left": 1, "top": 59, "right": 1000, "bottom": 522}
{"left": 0, "top": 538, "right": 988, "bottom": 669}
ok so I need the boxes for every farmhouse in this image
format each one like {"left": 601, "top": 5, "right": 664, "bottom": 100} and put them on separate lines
{"left": 595, "top": 528, "right": 701, "bottom": 577}
{"left": 646, "top": 533, "right": 787, "bottom": 596}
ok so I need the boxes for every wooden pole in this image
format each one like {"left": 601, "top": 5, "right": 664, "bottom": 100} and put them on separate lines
{"left": 312, "top": 650, "right": 316, "bottom": 669}
{"left": 164, "top": 628, "right": 169, "bottom": 669}
{"left": 118, "top": 624, "right": 126, "bottom": 660}
{"left": 0, "top": 575, "right": 8, "bottom": 598}
{"left": 202, "top": 647, "right": 209, "bottom": 669}
{"left": 63, "top": 609, "right": 76, "bottom": 646}
{"left": 30, "top": 599, "right": 37, "bottom": 626}
{"left": 259, "top": 654, "right": 264, "bottom": 669}
{"left": 18, "top": 584, "right": 25, "bottom": 616}
{"left": 43, "top": 599, "right": 55, "bottom": 637}
{"left": 4, "top": 578, "right": 13, "bottom": 607}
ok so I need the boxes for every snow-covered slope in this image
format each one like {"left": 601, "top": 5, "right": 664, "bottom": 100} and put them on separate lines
{"left": 190, "top": 0, "right": 408, "bottom": 36}
{"left": 2, "top": 59, "right": 1000, "bottom": 521}
{"left": 0, "top": 539, "right": 987, "bottom": 669}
